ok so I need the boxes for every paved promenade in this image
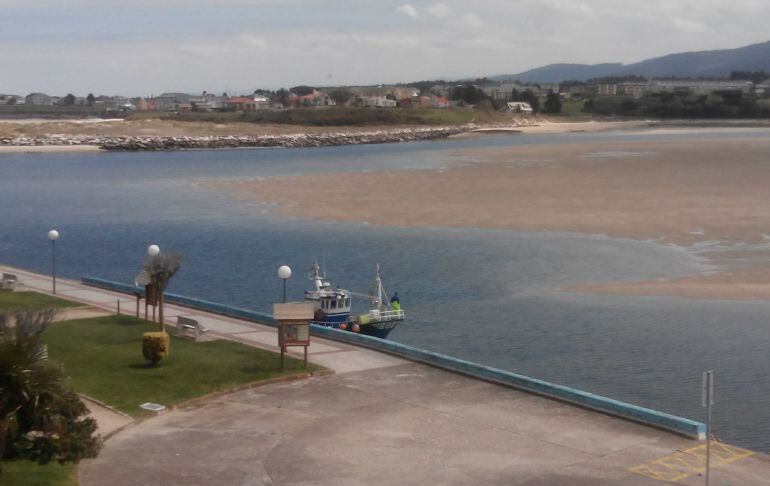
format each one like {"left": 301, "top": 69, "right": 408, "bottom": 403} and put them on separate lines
{"left": 4, "top": 265, "right": 770, "bottom": 484}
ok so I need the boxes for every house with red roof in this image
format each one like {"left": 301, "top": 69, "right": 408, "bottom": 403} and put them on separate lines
{"left": 226, "top": 96, "right": 269, "bottom": 112}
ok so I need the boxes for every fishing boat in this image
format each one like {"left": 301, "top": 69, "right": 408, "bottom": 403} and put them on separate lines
{"left": 303, "top": 262, "right": 405, "bottom": 339}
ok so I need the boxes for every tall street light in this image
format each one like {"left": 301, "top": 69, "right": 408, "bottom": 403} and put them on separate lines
{"left": 48, "top": 229, "right": 60, "bottom": 294}
{"left": 147, "top": 244, "right": 161, "bottom": 327}
{"left": 278, "top": 265, "right": 292, "bottom": 303}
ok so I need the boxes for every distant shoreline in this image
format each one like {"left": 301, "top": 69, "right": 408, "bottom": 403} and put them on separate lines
{"left": 2, "top": 118, "right": 770, "bottom": 154}
{"left": 0, "top": 119, "right": 634, "bottom": 154}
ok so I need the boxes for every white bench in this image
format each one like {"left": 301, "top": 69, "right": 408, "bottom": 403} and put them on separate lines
{"left": 176, "top": 316, "right": 209, "bottom": 340}
{"left": 1, "top": 273, "right": 18, "bottom": 291}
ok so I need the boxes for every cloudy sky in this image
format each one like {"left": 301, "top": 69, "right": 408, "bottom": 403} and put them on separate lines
{"left": 2, "top": 0, "right": 769, "bottom": 96}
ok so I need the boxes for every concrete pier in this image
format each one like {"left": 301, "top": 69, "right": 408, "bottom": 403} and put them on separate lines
{"left": 3, "top": 264, "right": 769, "bottom": 484}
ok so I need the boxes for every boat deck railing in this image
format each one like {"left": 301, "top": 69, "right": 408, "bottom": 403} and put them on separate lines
{"left": 370, "top": 309, "right": 405, "bottom": 322}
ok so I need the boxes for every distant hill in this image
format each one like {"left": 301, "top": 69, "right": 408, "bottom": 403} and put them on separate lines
{"left": 490, "top": 63, "right": 622, "bottom": 83}
{"left": 492, "top": 40, "right": 770, "bottom": 83}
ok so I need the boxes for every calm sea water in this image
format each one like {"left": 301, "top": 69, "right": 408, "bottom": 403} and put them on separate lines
{"left": 2, "top": 129, "right": 770, "bottom": 451}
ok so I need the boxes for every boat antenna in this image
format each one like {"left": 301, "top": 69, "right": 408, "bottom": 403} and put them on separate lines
{"left": 322, "top": 251, "right": 327, "bottom": 279}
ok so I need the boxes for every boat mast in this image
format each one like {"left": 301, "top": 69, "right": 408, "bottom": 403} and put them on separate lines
{"left": 311, "top": 261, "right": 324, "bottom": 292}
{"left": 376, "top": 264, "right": 384, "bottom": 310}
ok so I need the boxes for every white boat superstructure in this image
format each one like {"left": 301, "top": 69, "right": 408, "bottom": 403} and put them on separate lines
{"left": 303, "top": 262, "right": 351, "bottom": 324}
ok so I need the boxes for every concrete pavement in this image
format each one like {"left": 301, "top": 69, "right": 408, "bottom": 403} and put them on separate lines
{"left": 3, "top": 264, "right": 769, "bottom": 484}
{"left": 79, "top": 396, "right": 134, "bottom": 439}
{"left": 79, "top": 364, "right": 770, "bottom": 485}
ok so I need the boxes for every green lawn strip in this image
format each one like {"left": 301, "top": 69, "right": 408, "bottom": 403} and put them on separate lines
{"left": 0, "top": 460, "right": 77, "bottom": 486}
{"left": 0, "top": 289, "right": 81, "bottom": 313}
{"left": 550, "top": 100, "right": 591, "bottom": 118}
{"left": 43, "top": 315, "right": 322, "bottom": 417}
{"left": 133, "top": 107, "right": 511, "bottom": 126}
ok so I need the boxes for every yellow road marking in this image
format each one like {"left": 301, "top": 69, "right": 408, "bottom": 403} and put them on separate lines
{"left": 629, "top": 442, "right": 754, "bottom": 483}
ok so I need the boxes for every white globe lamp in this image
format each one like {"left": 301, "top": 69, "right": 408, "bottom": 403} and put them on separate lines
{"left": 278, "top": 265, "right": 292, "bottom": 280}
{"left": 48, "top": 229, "right": 60, "bottom": 293}
{"left": 278, "top": 265, "right": 292, "bottom": 303}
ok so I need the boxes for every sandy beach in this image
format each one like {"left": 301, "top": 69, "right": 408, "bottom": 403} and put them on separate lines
{"left": 495, "top": 119, "right": 653, "bottom": 134}
{"left": 211, "top": 131, "right": 770, "bottom": 301}
{"left": 0, "top": 117, "right": 646, "bottom": 149}
{"left": 0, "top": 145, "right": 101, "bottom": 154}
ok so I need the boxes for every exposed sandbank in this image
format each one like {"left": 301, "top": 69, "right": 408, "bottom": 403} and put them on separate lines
{"left": 210, "top": 133, "right": 770, "bottom": 301}
{"left": 567, "top": 266, "right": 770, "bottom": 301}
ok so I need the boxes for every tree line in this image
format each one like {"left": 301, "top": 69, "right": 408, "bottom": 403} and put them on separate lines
{"left": 583, "top": 90, "right": 770, "bottom": 118}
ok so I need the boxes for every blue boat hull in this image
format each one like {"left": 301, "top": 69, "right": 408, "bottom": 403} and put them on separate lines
{"left": 359, "top": 322, "right": 398, "bottom": 339}
{"left": 311, "top": 317, "right": 399, "bottom": 340}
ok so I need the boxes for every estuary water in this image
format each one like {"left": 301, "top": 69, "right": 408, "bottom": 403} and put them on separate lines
{"left": 2, "top": 129, "right": 770, "bottom": 451}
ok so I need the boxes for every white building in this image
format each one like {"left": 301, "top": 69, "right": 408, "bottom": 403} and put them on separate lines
{"left": 646, "top": 80, "right": 754, "bottom": 95}
{"left": 364, "top": 96, "right": 397, "bottom": 108}
{"left": 597, "top": 84, "right": 618, "bottom": 96}
{"left": 619, "top": 82, "right": 647, "bottom": 99}
{"left": 506, "top": 101, "right": 533, "bottom": 114}
{"left": 481, "top": 83, "right": 524, "bottom": 101}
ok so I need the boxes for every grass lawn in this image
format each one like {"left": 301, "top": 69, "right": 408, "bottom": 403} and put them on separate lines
{"left": 137, "top": 107, "right": 512, "bottom": 126}
{"left": 0, "top": 460, "right": 76, "bottom": 486}
{"left": 0, "top": 289, "right": 80, "bottom": 313}
{"left": 43, "top": 315, "right": 322, "bottom": 417}
{"left": 551, "top": 100, "right": 590, "bottom": 118}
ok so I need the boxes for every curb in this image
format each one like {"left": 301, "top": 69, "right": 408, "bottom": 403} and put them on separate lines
{"left": 171, "top": 368, "right": 335, "bottom": 411}
{"left": 78, "top": 393, "right": 135, "bottom": 440}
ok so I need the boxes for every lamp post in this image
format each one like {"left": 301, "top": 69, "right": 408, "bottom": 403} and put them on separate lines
{"left": 147, "top": 244, "right": 160, "bottom": 257}
{"left": 147, "top": 245, "right": 161, "bottom": 328}
{"left": 277, "top": 265, "right": 292, "bottom": 303}
{"left": 48, "top": 229, "right": 60, "bottom": 294}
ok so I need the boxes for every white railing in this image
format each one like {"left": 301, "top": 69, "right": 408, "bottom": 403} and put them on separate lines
{"left": 372, "top": 309, "right": 405, "bottom": 321}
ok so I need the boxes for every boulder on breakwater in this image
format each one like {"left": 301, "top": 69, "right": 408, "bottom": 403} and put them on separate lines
{"left": 95, "top": 126, "right": 475, "bottom": 151}
{"left": 0, "top": 126, "right": 477, "bottom": 151}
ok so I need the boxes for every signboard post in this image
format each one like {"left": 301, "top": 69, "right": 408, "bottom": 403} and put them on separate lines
{"left": 274, "top": 302, "right": 314, "bottom": 369}
{"left": 145, "top": 283, "right": 158, "bottom": 323}
{"left": 702, "top": 370, "right": 715, "bottom": 486}
{"left": 134, "top": 271, "right": 150, "bottom": 322}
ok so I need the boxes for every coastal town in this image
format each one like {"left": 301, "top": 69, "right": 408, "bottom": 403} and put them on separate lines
{"left": 1, "top": 75, "right": 769, "bottom": 117}
{"left": 5, "top": 1, "right": 770, "bottom": 485}
{"left": 2, "top": 73, "right": 769, "bottom": 153}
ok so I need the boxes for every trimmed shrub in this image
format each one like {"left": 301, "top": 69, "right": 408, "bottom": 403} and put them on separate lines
{"left": 142, "top": 332, "right": 170, "bottom": 365}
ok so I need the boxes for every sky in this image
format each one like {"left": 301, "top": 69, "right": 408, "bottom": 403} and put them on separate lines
{"left": 1, "top": 0, "right": 769, "bottom": 96}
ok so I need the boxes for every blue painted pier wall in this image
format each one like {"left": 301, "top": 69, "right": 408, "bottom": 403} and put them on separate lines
{"left": 82, "top": 276, "right": 706, "bottom": 440}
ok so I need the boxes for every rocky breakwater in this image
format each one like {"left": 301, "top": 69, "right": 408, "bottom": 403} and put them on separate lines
{"left": 97, "top": 126, "right": 476, "bottom": 151}
{"left": 0, "top": 126, "right": 479, "bottom": 151}
{"left": 0, "top": 136, "right": 109, "bottom": 147}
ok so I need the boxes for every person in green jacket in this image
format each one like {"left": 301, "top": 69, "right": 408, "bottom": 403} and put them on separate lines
{"left": 390, "top": 292, "right": 401, "bottom": 311}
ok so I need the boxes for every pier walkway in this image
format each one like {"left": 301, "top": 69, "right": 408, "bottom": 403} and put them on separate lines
{"left": 3, "top": 264, "right": 769, "bottom": 485}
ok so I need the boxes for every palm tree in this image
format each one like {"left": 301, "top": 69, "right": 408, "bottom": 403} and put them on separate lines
{"left": 144, "top": 252, "right": 183, "bottom": 331}
{"left": 0, "top": 310, "right": 99, "bottom": 476}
